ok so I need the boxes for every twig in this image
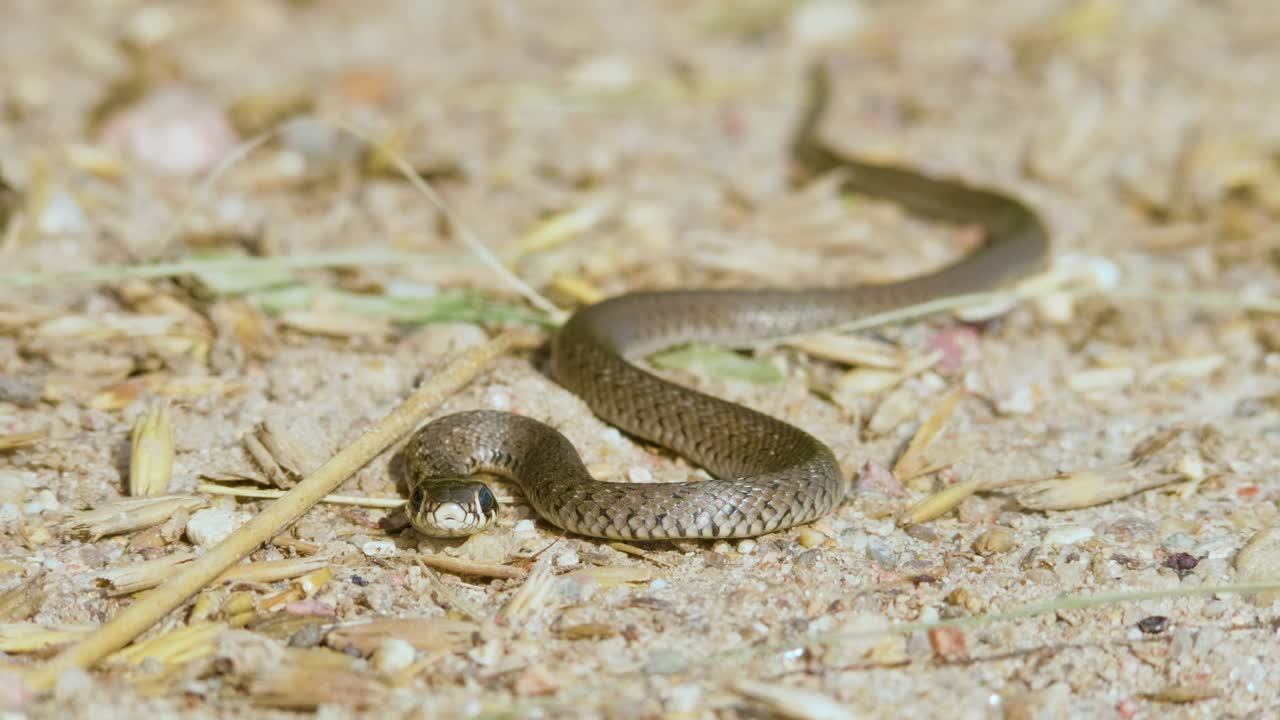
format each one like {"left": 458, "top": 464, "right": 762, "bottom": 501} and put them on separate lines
{"left": 196, "top": 483, "right": 406, "bottom": 508}
{"left": 27, "top": 330, "right": 539, "bottom": 692}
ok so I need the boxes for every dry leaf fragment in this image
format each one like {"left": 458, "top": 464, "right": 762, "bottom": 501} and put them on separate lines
{"left": 498, "top": 561, "right": 556, "bottom": 625}
{"left": 327, "top": 618, "right": 478, "bottom": 656}
{"left": 893, "top": 388, "right": 963, "bottom": 480}
{"left": 1013, "top": 468, "right": 1177, "bottom": 511}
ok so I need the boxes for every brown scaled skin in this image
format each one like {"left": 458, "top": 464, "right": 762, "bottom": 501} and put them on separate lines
{"left": 404, "top": 65, "right": 1049, "bottom": 541}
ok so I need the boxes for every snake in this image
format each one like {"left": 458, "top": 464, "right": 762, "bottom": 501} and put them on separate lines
{"left": 403, "top": 66, "right": 1049, "bottom": 541}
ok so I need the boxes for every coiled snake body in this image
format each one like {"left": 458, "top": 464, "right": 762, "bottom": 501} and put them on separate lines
{"left": 404, "top": 68, "right": 1049, "bottom": 541}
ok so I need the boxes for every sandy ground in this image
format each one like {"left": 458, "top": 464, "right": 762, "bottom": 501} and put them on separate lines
{"left": 3, "top": 1, "right": 1280, "bottom": 718}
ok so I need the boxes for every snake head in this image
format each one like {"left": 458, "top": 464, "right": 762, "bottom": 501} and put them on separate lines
{"left": 406, "top": 480, "right": 500, "bottom": 537}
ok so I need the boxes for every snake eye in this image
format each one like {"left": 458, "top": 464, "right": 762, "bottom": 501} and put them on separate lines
{"left": 477, "top": 485, "right": 497, "bottom": 514}
{"left": 409, "top": 486, "right": 426, "bottom": 508}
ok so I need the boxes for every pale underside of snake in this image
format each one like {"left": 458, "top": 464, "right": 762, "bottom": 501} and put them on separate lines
{"left": 403, "top": 66, "right": 1049, "bottom": 541}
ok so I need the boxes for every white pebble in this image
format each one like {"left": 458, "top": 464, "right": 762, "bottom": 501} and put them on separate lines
{"left": 1042, "top": 525, "right": 1095, "bottom": 546}
{"left": 185, "top": 508, "right": 248, "bottom": 547}
{"left": 553, "top": 548, "right": 580, "bottom": 568}
{"left": 788, "top": 0, "right": 865, "bottom": 47}
{"left": 371, "top": 637, "right": 416, "bottom": 673}
{"left": 361, "top": 539, "right": 397, "bottom": 558}
{"left": 627, "top": 467, "right": 652, "bottom": 484}
{"left": 23, "top": 489, "right": 59, "bottom": 515}
{"left": 996, "top": 385, "right": 1038, "bottom": 416}
{"left": 513, "top": 519, "right": 537, "bottom": 535}
{"left": 649, "top": 578, "right": 668, "bottom": 591}
{"left": 0, "top": 503, "right": 19, "bottom": 524}
{"left": 569, "top": 55, "right": 635, "bottom": 91}
{"left": 38, "top": 192, "right": 88, "bottom": 235}
{"left": 737, "top": 539, "right": 758, "bottom": 555}
{"left": 99, "top": 86, "right": 239, "bottom": 176}
{"left": 0, "top": 470, "right": 36, "bottom": 503}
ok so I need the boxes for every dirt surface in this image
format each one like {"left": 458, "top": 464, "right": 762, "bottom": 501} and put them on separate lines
{"left": 3, "top": 1, "right": 1280, "bottom": 718}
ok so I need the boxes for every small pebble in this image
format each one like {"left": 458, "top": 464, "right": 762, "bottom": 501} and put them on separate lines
{"left": 1136, "top": 616, "right": 1169, "bottom": 635}
{"left": 973, "top": 527, "right": 1017, "bottom": 556}
{"left": 854, "top": 461, "right": 907, "bottom": 497}
{"left": 1042, "top": 526, "right": 1094, "bottom": 546}
{"left": 787, "top": 0, "right": 865, "bottom": 47}
{"left": 553, "top": 548, "right": 580, "bottom": 568}
{"left": 995, "top": 385, "right": 1038, "bottom": 415}
{"left": 1106, "top": 516, "right": 1159, "bottom": 543}
{"left": 513, "top": 519, "right": 537, "bottom": 535}
{"left": 22, "top": 489, "right": 59, "bottom": 515}
{"left": 627, "top": 467, "right": 653, "bottom": 483}
{"left": 796, "top": 526, "right": 826, "bottom": 549}
{"left": 644, "top": 650, "right": 689, "bottom": 675}
{"left": 99, "top": 86, "right": 240, "bottom": 176}
{"left": 38, "top": 192, "right": 88, "bottom": 235}
{"left": 371, "top": 637, "right": 416, "bottom": 673}
{"left": 1162, "top": 532, "right": 1197, "bottom": 551}
{"left": 53, "top": 667, "right": 92, "bottom": 705}
{"left": 866, "top": 539, "right": 898, "bottom": 568}
{"left": 361, "top": 539, "right": 397, "bottom": 558}
{"left": 1233, "top": 526, "right": 1280, "bottom": 604}
{"left": 794, "top": 549, "right": 824, "bottom": 569}
{"left": 1162, "top": 552, "right": 1199, "bottom": 577}
{"left": 927, "top": 627, "right": 968, "bottom": 659}
{"left": 736, "top": 539, "right": 757, "bottom": 555}
{"left": 0, "top": 376, "right": 41, "bottom": 407}
{"left": 186, "top": 508, "right": 247, "bottom": 547}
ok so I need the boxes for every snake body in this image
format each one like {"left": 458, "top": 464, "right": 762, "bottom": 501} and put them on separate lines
{"left": 403, "top": 68, "right": 1049, "bottom": 541}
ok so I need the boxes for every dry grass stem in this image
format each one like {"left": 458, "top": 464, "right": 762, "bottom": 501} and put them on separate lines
{"left": 414, "top": 554, "right": 526, "bottom": 580}
{"left": 61, "top": 496, "right": 206, "bottom": 540}
{"left": 900, "top": 479, "right": 980, "bottom": 525}
{"left": 0, "top": 624, "right": 94, "bottom": 653}
{"left": 108, "top": 621, "right": 226, "bottom": 667}
{"left": 0, "top": 431, "right": 45, "bottom": 451}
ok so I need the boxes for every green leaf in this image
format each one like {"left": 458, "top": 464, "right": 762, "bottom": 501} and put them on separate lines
{"left": 649, "top": 343, "right": 784, "bottom": 384}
